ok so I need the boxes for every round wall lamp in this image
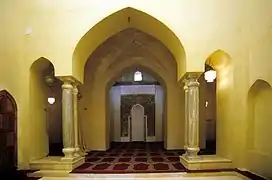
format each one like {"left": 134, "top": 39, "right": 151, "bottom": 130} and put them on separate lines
{"left": 204, "top": 70, "right": 216, "bottom": 83}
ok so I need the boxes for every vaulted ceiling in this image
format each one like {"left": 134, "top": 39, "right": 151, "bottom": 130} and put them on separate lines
{"left": 84, "top": 28, "right": 177, "bottom": 86}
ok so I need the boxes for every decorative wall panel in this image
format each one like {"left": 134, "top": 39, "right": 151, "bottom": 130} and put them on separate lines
{"left": 120, "top": 94, "right": 155, "bottom": 137}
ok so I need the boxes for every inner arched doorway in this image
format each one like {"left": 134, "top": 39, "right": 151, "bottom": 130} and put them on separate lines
{"left": 108, "top": 69, "right": 166, "bottom": 144}
{"left": 0, "top": 90, "right": 17, "bottom": 168}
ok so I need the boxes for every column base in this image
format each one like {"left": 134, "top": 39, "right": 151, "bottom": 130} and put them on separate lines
{"left": 180, "top": 154, "right": 232, "bottom": 170}
{"left": 29, "top": 156, "right": 85, "bottom": 176}
{"left": 186, "top": 147, "right": 200, "bottom": 159}
{"left": 62, "top": 147, "right": 76, "bottom": 160}
{"left": 74, "top": 147, "right": 87, "bottom": 157}
{"left": 74, "top": 147, "right": 80, "bottom": 157}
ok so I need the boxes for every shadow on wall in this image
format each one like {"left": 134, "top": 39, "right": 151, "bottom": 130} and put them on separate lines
{"left": 198, "top": 73, "right": 216, "bottom": 154}
{"left": 247, "top": 79, "right": 272, "bottom": 179}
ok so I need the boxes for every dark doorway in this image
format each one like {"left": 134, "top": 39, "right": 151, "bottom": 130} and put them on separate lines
{"left": 0, "top": 90, "right": 17, "bottom": 169}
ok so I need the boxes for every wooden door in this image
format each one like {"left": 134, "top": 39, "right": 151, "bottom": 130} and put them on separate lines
{"left": 0, "top": 90, "right": 17, "bottom": 168}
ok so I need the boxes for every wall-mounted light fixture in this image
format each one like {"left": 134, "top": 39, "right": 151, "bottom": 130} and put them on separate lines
{"left": 134, "top": 71, "right": 142, "bottom": 82}
{"left": 47, "top": 97, "right": 55, "bottom": 105}
{"left": 205, "top": 101, "right": 209, "bottom": 108}
{"left": 44, "top": 65, "right": 56, "bottom": 105}
{"left": 204, "top": 70, "right": 216, "bottom": 82}
{"left": 204, "top": 64, "right": 216, "bottom": 83}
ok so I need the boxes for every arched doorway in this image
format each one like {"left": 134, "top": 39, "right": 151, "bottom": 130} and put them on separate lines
{"left": 201, "top": 50, "right": 233, "bottom": 156}
{"left": 29, "top": 57, "right": 63, "bottom": 158}
{"left": 108, "top": 69, "right": 165, "bottom": 144}
{"left": 0, "top": 90, "right": 17, "bottom": 168}
{"left": 79, "top": 28, "right": 183, "bottom": 151}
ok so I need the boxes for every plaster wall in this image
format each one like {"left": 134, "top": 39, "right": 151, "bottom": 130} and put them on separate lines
{"left": 0, "top": 2, "right": 272, "bottom": 177}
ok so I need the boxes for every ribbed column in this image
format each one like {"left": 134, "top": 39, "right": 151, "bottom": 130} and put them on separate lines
{"left": 72, "top": 84, "right": 81, "bottom": 157}
{"left": 184, "top": 75, "right": 200, "bottom": 160}
{"left": 183, "top": 80, "right": 189, "bottom": 154}
{"left": 61, "top": 79, "right": 75, "bottom": 160}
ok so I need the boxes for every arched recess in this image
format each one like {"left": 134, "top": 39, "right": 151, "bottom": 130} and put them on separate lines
{"left": 29, "top": 57, "right": 63, "bottom": 160}
{"left": 202, "top": 50, "right": 233, "bottom": 156}
{"left": 247, "top": 79, "right": 271, "bottom": 150}
{"left": 72, "top": 7, "right": 186, "bottom": 83}
{"left": 0, "top": 90, "right": 17, "bottom": 168}
{"left": 105, "top": 64, "right": 167, "bottom": 148}
{"left": 246, "top": 79, "right": 272, "bottom": 178}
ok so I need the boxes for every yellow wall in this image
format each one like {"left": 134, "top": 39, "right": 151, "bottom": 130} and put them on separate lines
{"left": 0, "top": 1, "right": 272, "bottom": 177}
{"left": 246, "top": 80, "right": 272, "bottom": 179}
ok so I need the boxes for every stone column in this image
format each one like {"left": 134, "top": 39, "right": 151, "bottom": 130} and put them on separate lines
{"left": 184, "top": 75, "right": 200, "bottom": 160}
{"left": 183, "top": 81, "right": 189, "bottom": 153}
{"left": 61, "top": 79, "right": 75, "bottom": 160}
{"left": 72, "top": 84, "right": 81, "bottom": 157}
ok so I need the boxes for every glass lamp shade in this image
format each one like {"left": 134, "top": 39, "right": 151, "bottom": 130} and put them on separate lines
{"left": 44, "top": 75, "right": 55, "bottom": 86}
{"left": 204, "top": 70, "right": 216, "bottom": 82}
{"left": 134, "top": 71, "right": 142, "bottom": 81}
{"left": 48, "top": 97, "right": 55, "bottom": 104}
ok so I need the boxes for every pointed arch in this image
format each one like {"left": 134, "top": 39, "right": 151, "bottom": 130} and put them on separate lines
{"left": 73, "top": 7, "right": 186, "bottom": 83}
{"left": 248, "top": 79, "right": 271, "bottom": 97}
{"left": 30, "top": 57, "right": 55, "bottom": 76}
{"left": 29, "top": 57, "right": 58, "bottom": 160}
{"left": 0, "top": 90, "right": 17, "bottom": 113}
{"left": 205, "top": 49, "right": 232, "bottom": 71}
{"left": 0, "top": 89, "right": 18, "bottom": 166}
{"left": 106, "top": 63, "right": 167, "bottom": 91}
{"left": 131, "top": 104, "right": 145, "bottom": 112}
{"left": 247, "top": 79, "right": 272, "bottom": 154}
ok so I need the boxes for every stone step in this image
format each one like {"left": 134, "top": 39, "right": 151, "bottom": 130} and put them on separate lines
{"left": 180, "top": 155, "right": 232, "bottom": 170}
{"left": 28, "top": 170, "right": 70, "bottom": 177}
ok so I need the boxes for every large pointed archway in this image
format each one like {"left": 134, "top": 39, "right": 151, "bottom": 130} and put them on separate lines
{"left": 78, "top": 28, "right": 185, "bottom": 151}
{"left": 72, "top": 7, "right": 186, "bottom": 83}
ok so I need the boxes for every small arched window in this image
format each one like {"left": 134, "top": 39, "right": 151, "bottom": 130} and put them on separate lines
{"left": 134, "top": 71, "right": 142, "bottom": 81}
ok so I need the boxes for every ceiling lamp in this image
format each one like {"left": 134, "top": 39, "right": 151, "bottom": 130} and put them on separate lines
{"left": 204, "top": 70, "right": 216, "bottom": 82}
{"left": 134, "top": 71, "right": 142, "bottom": 81}
{"left": 47, "top": 97, "right": 55, "bottom": 105}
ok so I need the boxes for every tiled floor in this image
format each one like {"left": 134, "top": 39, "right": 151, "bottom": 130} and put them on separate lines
{"left": 73, "top": 142, "right": 185, "bottom": 173}
{"left": 72, "top": 142, "right": 216, "bottom": 174}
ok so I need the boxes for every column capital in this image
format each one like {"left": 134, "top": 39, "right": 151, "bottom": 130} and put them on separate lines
{"left": 184, "top": 72, "right": 202, "bottom": 80}
{"left": 183, "top": 82, "right": 189, "bottom": 90}
{"left": 72, "top": 85, "right": 79, "bottom": 95}
{"left": 58, "top": 76, "right": 81, "bottom": 85}
{"left": 183, "top": 72, "right": 202, "bottom": 88}
{"left": 58, "top": 76, "right": 80, "bottom": 90}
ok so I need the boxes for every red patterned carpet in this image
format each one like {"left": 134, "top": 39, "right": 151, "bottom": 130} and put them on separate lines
{"left": 72, "top": 142, "right": 186, "bottom": 173}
